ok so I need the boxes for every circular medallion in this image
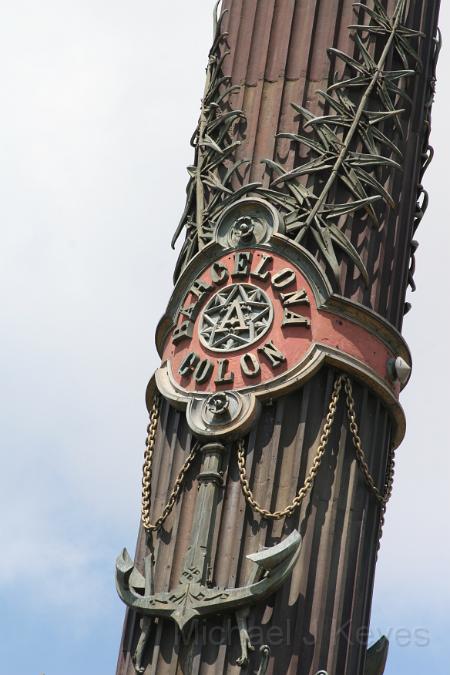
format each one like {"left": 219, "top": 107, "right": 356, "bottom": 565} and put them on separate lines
{"left": 214, "top": 197, "right": 281, "bottom": 247}
{"left": 154, "top": 199, "right": 410, "bottom": 446}
{"left": 198, "top": 283, "right": 273, "bottom": 353}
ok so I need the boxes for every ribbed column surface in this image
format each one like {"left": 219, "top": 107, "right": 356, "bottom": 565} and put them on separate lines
{"left": 220, "top": 0, "right": 439, "bottom": 328}
{"left": 116, "top": 2, "right": 440, "bottom": 674}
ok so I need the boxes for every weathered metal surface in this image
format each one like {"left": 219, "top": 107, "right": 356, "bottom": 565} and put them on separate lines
{"left": 117, "top": 377, "right": 393, "bottom": 674}
{"left": 155, "top": 215, "right": 412, "bottom": 444}
{"left": 116, "top": 1, "right": 441, "bottom": 674}
{"left": 117, "top": 440, "right": 301, "bottom": 648}
{"left": 364, "top": 636, "right": 389, "bottom": 675}
{"left": 209, "top": 0, "right": 440, "bottom": 329}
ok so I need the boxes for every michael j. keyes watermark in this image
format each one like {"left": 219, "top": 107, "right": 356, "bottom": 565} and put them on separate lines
{"left": 336, "top": 621, "right": 431, "bottom": 648}
{"left": 172, "top": 617, "right": 431, "bottom": 650}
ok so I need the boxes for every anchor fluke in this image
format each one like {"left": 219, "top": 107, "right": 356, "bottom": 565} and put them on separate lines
{"left": 115, "top": 529, "right": 302, "bottom": 627}
{"left": 116, "top": 549, "right": 138, "bottom": 590}
{"left": 114, "top": 438, "right": 302, "bottom": 673}
{"left": 247, "top": 530, "right": 302, "bottom": 571}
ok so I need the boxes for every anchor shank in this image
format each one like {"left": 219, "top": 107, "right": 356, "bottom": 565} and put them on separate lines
{"left": 180, "top": 442, "right": 225, "bottom": 586}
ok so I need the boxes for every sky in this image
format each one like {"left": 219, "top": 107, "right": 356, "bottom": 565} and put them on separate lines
{"left": 0, "top": 2, "right": 448, "bottom": 674}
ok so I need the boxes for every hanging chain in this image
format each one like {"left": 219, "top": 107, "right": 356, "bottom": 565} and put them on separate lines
{"left": 141, "top": 394, "right": 199, "bottom": 532}
{"left": 141, "top": 376, "right": 396, "bottom": 529}
{"left": 343, "top": 377, "right": 397, "bottom": 550}
{"left": 343, "top": 378, "right": 395, "bottom": 507}
{"left": 237, "top": 375, "right": 396, "bottom": 521}
{"left": 237, "top": 375, "right": 345, "bottom": 520}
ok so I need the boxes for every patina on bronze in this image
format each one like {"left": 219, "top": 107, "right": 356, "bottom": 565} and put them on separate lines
{"left": 115, "top": 1, "right": 441, "bottom": 673}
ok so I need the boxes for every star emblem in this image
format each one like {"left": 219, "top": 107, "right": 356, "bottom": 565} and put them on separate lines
{"left": 199, "top": 283, "right": 273, "bottom": 352}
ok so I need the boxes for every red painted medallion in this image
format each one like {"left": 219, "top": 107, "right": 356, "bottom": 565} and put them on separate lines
{"left": 161, "top": 248, "right": 399, "bottom": 397}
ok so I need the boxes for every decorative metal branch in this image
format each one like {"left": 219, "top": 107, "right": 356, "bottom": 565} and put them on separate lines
{"left": 261, "top": 0, "right": 423, "bottom": 285}
{"left": 172, "top": 0, "right": 427, "bottom": 289}
{"left": 405, "top": 26, "right": 441, "bottom": 310}
{"left": 172, "top": 1, "right": 254, "bottom": 280}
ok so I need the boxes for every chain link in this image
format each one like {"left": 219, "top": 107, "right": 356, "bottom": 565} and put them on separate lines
{"left": 331, "top": 377, "right": 396, "bottom": 552}
{"left": 237, "top": 375, "right": 345, "bottom": 520}
{"left": 237, "top": 375, "right": 396, "bottom": 521}
{"left": 343, "top": 378, "right": 395, "bottom": 507}
{"left": 141, "top": 376, "right": 396, "bottom": 530}
{"left": 141, "top": 394, "right": 199, "bottom": 532}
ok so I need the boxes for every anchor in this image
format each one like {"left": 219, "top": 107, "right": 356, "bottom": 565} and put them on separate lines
{"left": 116, "top": 441, "right": 302, "bottom": 671}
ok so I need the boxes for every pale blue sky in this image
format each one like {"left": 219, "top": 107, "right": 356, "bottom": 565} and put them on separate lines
{"left": 0, "top": 2, "right": 448, "bottom": 674}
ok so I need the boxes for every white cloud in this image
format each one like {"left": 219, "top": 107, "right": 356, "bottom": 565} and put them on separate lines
{"left": 0, "top": 0, "right": 213, "bottom": 627}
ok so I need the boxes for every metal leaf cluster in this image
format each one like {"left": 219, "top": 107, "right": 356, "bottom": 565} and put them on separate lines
{"left": 172, "top": 2, "right": 252, "bottom": 280}
{"left": 405, "top": 26, "right": 441, "bottom": 311}
{"left": 261, "top": 0, "right": 422, "bottom": 285}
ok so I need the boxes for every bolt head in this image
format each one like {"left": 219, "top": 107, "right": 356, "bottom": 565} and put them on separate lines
{"left": 206, "top": 393, "right": 230, "bottom": 416}
{"left": 388, "top": 356, "right": 412, "bottom": 385}
{"left": 233, "top": 216, "right": 255, "bottom": 241}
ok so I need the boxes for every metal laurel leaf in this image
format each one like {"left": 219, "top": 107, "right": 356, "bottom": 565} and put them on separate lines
{"left": 172, "top": 3, "right": 248, "bottom": 280}
{"left": 263, "top": 0, "right": 420, "bottom": 286}
{"left": 322, "top": 196, "right": 381, "bottom": 218}
{"left": 327, "top": 222, "right": 370, "bottom": 286}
